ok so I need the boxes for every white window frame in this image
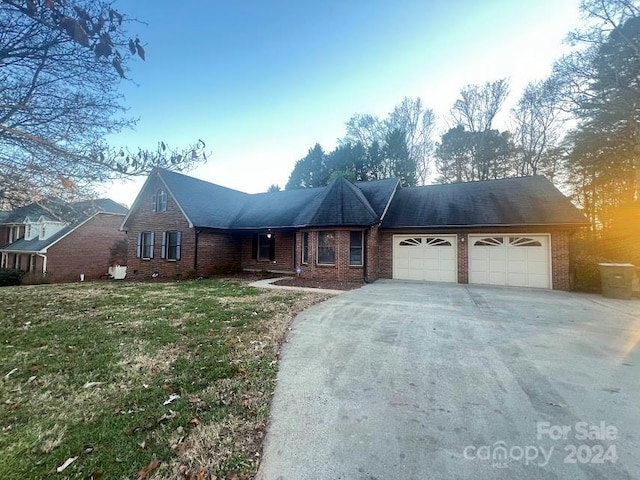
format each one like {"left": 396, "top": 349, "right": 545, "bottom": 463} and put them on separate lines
{"left": 301, "top": 232, "right": 309, "bottom": 264}
{"left": 138, "top": 231, "right": 154, "bottom": 260}
{"left": 154, "top": 190, "right": 168, "bottom": 212}
{"left": 161, "top": 231, "right": 182, "bottom": 261}
{"left": 349, "top": 231, "right": 364, "bottom": 266}
{"left": 316, "top": 231, "right": 335, "bottom": 265}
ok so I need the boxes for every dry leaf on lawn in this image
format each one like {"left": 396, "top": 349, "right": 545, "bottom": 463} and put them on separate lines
{"left": 136, "top": 458, "right": 161, "bottom": 479}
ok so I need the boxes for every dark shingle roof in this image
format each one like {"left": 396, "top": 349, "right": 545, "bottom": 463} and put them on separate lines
{"left": 71, "top": 198, "right": 128, "bottom": 216}
{"left": 382, "top": 176, "right": 588, "bottom": 228}
{"left": 231, "top": 187, "right": 327, "bottom": 229}
{"left": 0, "top": 197, "right": 127, "bottom": 224}
{"left": 306, "top": 177, "right": 378, "bottom": 226}
{"left": 354, "top": 178, "right": 399, "bottom": 216}
{"left": 155, "top": 170, "right": 391, "bottom": 230}
{"left": 158, "top": 169, "right": 249, "bottom": 228}
{"left": 2, "top": 229, "right": 69, "bottom": 253}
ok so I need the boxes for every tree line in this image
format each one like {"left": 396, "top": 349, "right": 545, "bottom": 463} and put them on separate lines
{"left": 283, "top": 0, "right": 640, "bottom": 262}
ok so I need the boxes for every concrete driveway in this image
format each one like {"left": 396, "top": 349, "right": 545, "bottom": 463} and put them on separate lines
{"left": 258, "top": 280, "right": 640, "bottom": 480}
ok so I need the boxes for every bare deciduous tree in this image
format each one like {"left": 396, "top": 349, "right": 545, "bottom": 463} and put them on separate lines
{"left": 0, "top": 0, "right": 206, "bottom": 207}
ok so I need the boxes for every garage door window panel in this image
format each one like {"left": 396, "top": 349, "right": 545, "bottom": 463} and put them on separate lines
{"left": 425, "top": 237, "right": 452, "bottom": 246}
{"left": 509, "top": 237, "right": 542, "bottom": 247}
{"left": 474, "top": 237, "right": 504, "bottom": 246}
{"left": 399, "top": 238, "right": 422, "bottom": 246}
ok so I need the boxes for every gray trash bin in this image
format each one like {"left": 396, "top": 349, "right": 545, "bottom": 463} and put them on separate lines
{"left": 598, "top": 263, "right": 635, "bottom": 300}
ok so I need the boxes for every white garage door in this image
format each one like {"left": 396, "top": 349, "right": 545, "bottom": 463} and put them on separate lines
{"left": 393, "top": 235, "right": 457, "bottom": 282}
{"left": 469, "top": 235, "right": 551, "bottom": 288}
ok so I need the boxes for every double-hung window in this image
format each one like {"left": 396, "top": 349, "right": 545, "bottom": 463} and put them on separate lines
{"left": 252, "top": 234, "right": 275, "bottom": 261}
{"left": 317, "top": 231, "right": 335, "bottom": 265}
{"left": 302, "top": 232, "right": 309, "bottom": 264}
{"left": 161, "top": 231, "right": 182, "bottom": 260}
{"left": 137, "top": 231, "right": 154, "bottom": 259}
{"left": 153, "top": 190, "right": 167, "bottom": 212}
{"left": 349, "top": 231, "right": 364, "bottom": 266}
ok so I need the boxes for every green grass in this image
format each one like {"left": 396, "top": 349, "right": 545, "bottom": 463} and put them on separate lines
{"left": 0, "top": 279, "right": 327, "bottom": 479}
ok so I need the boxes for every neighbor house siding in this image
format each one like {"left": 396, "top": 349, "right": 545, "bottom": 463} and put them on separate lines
{"left": 46, "top": 213, "right": 127, "bottom": 282}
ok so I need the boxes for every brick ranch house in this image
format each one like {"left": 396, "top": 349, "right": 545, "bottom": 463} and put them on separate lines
{"left": 122, "top": 168, "right": 587, "bottom": 290}
{"left": 0, "top": 199, "right": 128, "bottom": 282}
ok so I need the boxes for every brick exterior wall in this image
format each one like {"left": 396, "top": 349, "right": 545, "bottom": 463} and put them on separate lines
{"left": 121, "top": 172, "right": 578, "bottom": 289}
{"left": 378, "top": 228, "right": 577, "bottom": 291}
{"left": 458, "top": 232, "right": 469, "bottom": 284}
{"left": 46, "top": 213, "right": 127, "bottom": 282}
{"left": 288, "top": 228, "right": 368, "bottom": 283}
{"left": 196, "top": 232, "right": 241, "bottom": 276}
{"left": 365, "top": 225, "right": 381, "bottom": 281}
{"left": 240, "top": 232, "right": 295, "bottom": 273}
{"left": 550, "top": 230, "right": 571, "bottom": 290}
{"left": 125, "top": 175, "right": 240, "bottom": 279}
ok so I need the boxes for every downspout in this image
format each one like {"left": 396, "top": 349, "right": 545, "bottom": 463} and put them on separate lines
{"left": 38, "top": 253, "right": 47, "bottom": 275}
{"left": 194, "top": 229, "right": 200, "bottom": 272}
{"left": 292, "top": 231, "right": 297, "bottom": 272}
{"left": 363, "top": 227, "right": 369, "bottom": 283}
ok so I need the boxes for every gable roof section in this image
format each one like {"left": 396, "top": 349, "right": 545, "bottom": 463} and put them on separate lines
{"left": 0, "top": 197, "right": 127, "bottom": 225}
{"left": 231, "top": 177, "right": 380, "bottom": 229}
{"left": 307, "top": 177, "right": 378, "bottom": 226}
{"left": 382, "top": 176, "right": 588, "bottom": 228}
{"left": 354, "top": 177, "right": 399, "bottom": 217}
{"left": 158, "top": 169, "right": 250, "bottom": 228}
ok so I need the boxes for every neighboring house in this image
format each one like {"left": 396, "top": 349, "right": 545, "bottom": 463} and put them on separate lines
{"left": 122, "top": 168, "right": 587, "bottom": 290}
{"left": 0, "top": 198, "right": 128, "bottom": 282}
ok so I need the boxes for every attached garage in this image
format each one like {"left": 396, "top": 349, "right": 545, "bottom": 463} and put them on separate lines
{"left": 393, "top": 235, "right": 457, "bottom": 282}
{"left": 468, "top": 234, "right": 551, "bottom": 288}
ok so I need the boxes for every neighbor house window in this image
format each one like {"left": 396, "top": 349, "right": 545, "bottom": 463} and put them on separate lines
{"left": 137, "top": 231, "right": 154, "bottom": 259}
{"left": 252, "top": 234, "right": 275, "bottom": 261}
{"left": 317, "top": 231, "right": 335, "bottom": 265}
{"left": 349, "top": 231, "right": 363, "bottom": 266}
{"left": 302, "top": 232, "right": 309, "bottom": 264}
{"left": 153, "top": 189, "right": 167, "bottom": 212}
{"left": 161, "top": 231, "right": 182, "bottom": 260}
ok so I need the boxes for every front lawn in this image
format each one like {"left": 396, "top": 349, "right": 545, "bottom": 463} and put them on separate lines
{"left": 0, "top": 279, "right": 328, "bottom": 479}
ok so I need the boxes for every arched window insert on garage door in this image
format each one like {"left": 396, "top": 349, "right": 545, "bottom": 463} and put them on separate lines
{"left": 473, "top": 237, "right": 504, "bottom": 246}
{"left": 398, "top": 237, "right": 452, "bottom": 246}
{"left": 424, "top": 237, "right": 452, "bottom": 246}
{"left": 509, "top": 237, "right": 543, "bottom": 247}
{"left": 399, "top": 238, "right": 422, "bottom": 246}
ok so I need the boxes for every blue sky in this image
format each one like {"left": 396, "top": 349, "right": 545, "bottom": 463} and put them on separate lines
{"left": 103, "top": 0, "right": 581, "bottom": 206}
